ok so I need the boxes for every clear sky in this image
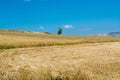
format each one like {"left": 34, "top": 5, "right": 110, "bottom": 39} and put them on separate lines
{"left": 0, "top": 0, "right": 120, "bottom": 35}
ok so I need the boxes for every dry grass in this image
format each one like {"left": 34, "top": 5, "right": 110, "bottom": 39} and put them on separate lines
{"left": 0, "top": 42, "right": 120, "bottom": 80}
{"left": 0, "top": 30, "right": 120, "bottom": 49}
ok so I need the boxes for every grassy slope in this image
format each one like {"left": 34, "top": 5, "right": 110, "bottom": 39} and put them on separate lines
{"left": 0, "top": 30, "right": 120, "bottom": 49}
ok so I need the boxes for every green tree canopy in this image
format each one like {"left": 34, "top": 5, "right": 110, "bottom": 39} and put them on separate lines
{"left": 57, "top": 28, "right": 62, "bottom": 35}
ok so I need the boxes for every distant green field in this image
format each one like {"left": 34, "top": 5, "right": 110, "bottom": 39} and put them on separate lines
{"left": 0, "top": 30, "right": 120, "bottom": 49}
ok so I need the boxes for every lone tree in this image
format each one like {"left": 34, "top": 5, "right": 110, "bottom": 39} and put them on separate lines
{"left": 57, "top": 28, "right": 62, "bottom": 35}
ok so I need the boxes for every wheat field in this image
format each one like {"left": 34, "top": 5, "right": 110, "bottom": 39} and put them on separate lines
{"left": 0, "top": 30, "right": 120, "bottom": 49}
{"left": 0, "top": 30, "right": 120, "bottom": 80}
{"left": 0, "top": 42, "right": 120, "bottom": 80}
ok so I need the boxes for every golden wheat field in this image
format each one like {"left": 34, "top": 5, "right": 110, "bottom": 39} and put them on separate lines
{"left": 0, "top": 30, "right": 120, "bottom": 49}
{"left": 0, "top": 42, "right": 120, "bottom": 80}
{"left": 0, "top": 30, "right": 120, "bottom": 80}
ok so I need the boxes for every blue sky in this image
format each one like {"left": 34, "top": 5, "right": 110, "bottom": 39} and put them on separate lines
{"left": 0, "top": 0, "right": 120, "bottom": 35}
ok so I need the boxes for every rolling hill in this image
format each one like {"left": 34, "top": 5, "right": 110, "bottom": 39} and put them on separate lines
{"left": 107, "top": 32, "right": 120, "bottom": 36}
{"left": 98, "top": 32, "right": 120, "bottom": 37}
{"left": 0, "top": 29, "right": 120, "bottom": 49}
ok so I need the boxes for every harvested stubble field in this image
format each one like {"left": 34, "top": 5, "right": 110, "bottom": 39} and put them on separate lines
{"left": 0, "top": 30, "right": 120, "bottom": 80}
